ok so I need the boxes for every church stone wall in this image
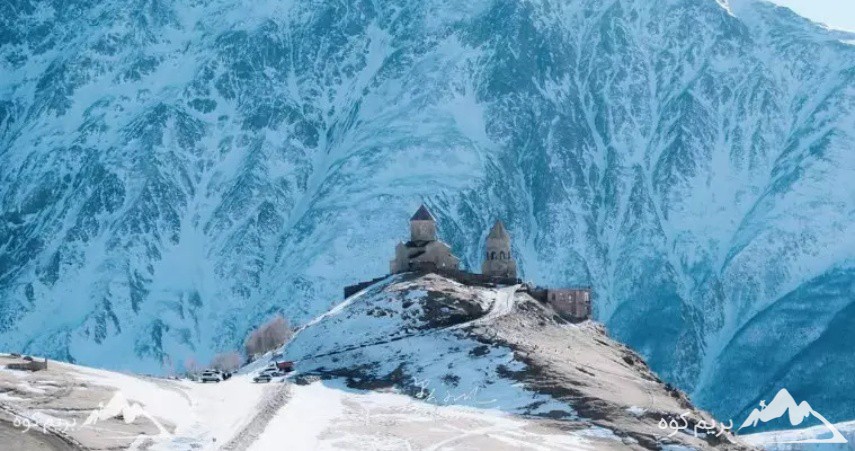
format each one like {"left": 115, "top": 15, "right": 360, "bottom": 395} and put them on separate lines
{"left": 410, "top": 220, "right": 436, "bottom": 242}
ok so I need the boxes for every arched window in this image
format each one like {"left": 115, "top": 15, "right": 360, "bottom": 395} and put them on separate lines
{"left": 499, "top": 251, "right": 505, "bottom": 259}
{"left": 491, "top": 251, "right": 496, "bottom": 260}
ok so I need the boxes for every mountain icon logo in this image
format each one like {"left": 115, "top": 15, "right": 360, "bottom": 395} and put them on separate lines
{"left": 738, "top": 388, "right": 847, "bottom": 444}
{"left": 83, "top": 391, "right": 172, "bottom": 441}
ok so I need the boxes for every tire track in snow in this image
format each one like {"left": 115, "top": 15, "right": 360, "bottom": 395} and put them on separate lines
{"left": 219, "top": 383, "right": 292, "bottom": 451}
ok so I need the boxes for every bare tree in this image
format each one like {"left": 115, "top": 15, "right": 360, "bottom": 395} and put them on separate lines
{"left": 161, "top": 355, "right": 174, "bottom": 377}
{"left": 184, "top": 356, "right": 200, "bottom": 376}
{"left": 210, "top": 351, "right": 242, "bottom": 373}
{"left": 244, "top": 315, "right": 294, "bottom": 359}
{"left": 244, "top": 329, "right": 261, "bottom": 358}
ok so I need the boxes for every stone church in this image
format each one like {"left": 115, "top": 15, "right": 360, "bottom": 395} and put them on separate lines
{"left": 356, "top": 205, "right": 591, "bottom": 322}
{"left": 389, "top": 205, "right": 461, "bottom": 273}
{"left": 389, "top": 205, "right": 520, "bottom": 280}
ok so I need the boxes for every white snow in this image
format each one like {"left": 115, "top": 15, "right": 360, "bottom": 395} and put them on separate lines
{"left": 246, "top": 382, "right": 343, "bottom": 451}
{"left": 741, "top": 420, "right": 855, "bottom": 450}
{"left": 626, "top": 406, "right": 647, "bottom": 417}
{"left": 54, "top": 361, "right": 271, "bottom": 450}
{"left": 0, "top": 356, "right": 621, "bottom": 450}
{"left": 250, "top": 381, "right": 601, "bottom": 451}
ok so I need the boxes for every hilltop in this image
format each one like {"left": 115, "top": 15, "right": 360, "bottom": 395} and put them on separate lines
{"left": 277, "top": 272, "right": 747, "bottom": 450}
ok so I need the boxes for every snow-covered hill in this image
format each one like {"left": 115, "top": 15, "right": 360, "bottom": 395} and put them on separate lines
{"left": 0, "top": 274, "right": 754, "bottom": 450}
{"left": 3, "top": 356, "right": 710, "bottom": 451}
{"left": 276, "top": 273, "right": 745, "bottom": 449}
{"left": 1, "top": 0, "right": 853, "bottom": 425}
{"left": 2, "top": 354, "right": 618, "bottom": 450}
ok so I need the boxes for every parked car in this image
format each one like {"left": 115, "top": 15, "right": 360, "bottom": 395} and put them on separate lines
{"left": 274, "top": 361, "right": 295, "bottom": 373}
{"left": 200, "top": 370, "right": 224, "bottom": 383}
{"left": 253, "top": 368, "right": 283, "bottom": 383}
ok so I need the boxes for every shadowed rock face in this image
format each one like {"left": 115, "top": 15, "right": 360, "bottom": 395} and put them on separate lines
{"left": 1, "top": 0, "right": 854, "bottom": 423}
{"left": 282, "top": 274, "right": 750, "bottom": 450}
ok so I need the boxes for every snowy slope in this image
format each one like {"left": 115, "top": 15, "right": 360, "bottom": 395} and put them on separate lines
{"left": 0, "top": 353, "right": 271, "bottom": 450}
{"left": 1, "top": 0, "right": 854, "bottom": 425}
{"left": 276, "top": 273, "right": 747, "bottom": 450}
{"left": 281, "top": 275, "right": 569, "bottom": 417}
{"left": 0, "top": 353, "right": 647, "bottom": 451}
{"left": 742, "top": 420, "right": 855, "bottom": 450}
{"left": 246, "top": 382, "right": 606, "bottom": 451}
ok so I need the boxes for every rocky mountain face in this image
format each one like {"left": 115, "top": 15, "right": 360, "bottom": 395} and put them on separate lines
{"left": 1, "top": 0, "right": 853, "bottom": 423}
{"left": 281, "top": 273, "right": 747, "bottom": 450}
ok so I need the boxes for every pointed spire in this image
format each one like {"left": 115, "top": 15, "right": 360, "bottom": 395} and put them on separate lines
{"left": 410, "top": 204, "right": 435, "bottom": 221}
{"left": 488, "top": 220, "right": 510, "bottom": 239}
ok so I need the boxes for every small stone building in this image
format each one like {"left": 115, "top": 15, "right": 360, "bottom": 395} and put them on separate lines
{"left": 546, "top": 289, "right": 591, "bottom": 322}
{"left": 482, "top": 220, "right": 517, "bottom": 279}
{"left": 390, "top": 205, "right": 460, "bottom": 273}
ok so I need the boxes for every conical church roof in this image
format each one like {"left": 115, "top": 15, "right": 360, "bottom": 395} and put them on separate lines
{"left": 488, "top": 220, "right": 510, "bottom": 239}
{"left": 410, "top": 204, "right": 435, "bottom": 221}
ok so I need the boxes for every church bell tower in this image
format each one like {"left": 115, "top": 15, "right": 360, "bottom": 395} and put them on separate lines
{"left": 482, "top": 220, "right": 517, "bottom": 278}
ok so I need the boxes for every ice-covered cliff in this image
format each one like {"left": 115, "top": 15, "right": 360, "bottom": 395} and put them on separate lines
{"left": 1, "top": 0, "right": 853, "bottom": 423}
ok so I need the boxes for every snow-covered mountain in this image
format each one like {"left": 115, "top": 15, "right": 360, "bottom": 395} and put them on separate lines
{"left": 1, "top": 0, "right": 853, "bottom": 425}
